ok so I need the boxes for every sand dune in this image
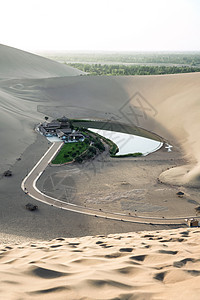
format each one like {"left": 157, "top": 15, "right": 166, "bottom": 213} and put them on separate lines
{"left": 8, "top": 73, "right": 200, "bottom": 186}
{"left": 0, "top": 45, "right": 200, "bottom": 186}
{"left": 1, "top": 45, "right": 200, "bottom": 299}
{"left": 30, "top": 73, "right": 200, "bottom": 187}
{"left": 0, "top": 44, "right": 83, "bottom": 170}
{"left": 1, "top": 228, "right": 200, "bottom": 299}
{"left": 0, "top": 44, "right": 84, "bottom": 79}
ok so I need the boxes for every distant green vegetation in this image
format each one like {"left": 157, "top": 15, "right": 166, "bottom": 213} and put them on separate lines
{"left": 52, "top": 141, "right": 89, "bottom": 164}
{"left": 48, "top": 52, "right": 200, "bottom": 66}
{"left": 68, "top": 63, "right": 200, "bottom": 76}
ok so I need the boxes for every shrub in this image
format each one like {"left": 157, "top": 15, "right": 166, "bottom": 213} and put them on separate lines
{"left": 89, "top": 146, "right": 97, "bottom": 154}
{"left": 75, "top": 156, "right": 83, "bottom": 163}
{"left": 95, "top": 141, "right": 105, "bottom": 152}
{"left": 85, "top": 138, "right": 90, "bottom": 145}
{"left": 87, "top": 152, "right": 94, "bottom": 159}
{"left": 4, "top": 170, "right": 12, "bottom": 177}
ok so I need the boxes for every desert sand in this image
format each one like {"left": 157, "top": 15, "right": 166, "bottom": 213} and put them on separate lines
{"left": 0, "top": 44, "right": 84, "bottom": 172}
{"left": 1, "top": 44, "right": 200, "bottom": 186}
{"left": 0, "top": 44, "right": 84, "bottom": 79}
{"left": 38, "top": 144, "right": 200, "bottom": 219}
{"left": 1, "top": 45, "right": 200, "bottom": 299}
{"left": 1, "top": 228, "right": 200, "bottom": 299}
{"left": 0, "top": 44, "right": 200, "bottom": 240}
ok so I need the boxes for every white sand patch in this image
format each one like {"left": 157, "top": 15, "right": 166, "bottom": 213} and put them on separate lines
{"left": 89, "top": 128, "right": 163, "bottom": 156}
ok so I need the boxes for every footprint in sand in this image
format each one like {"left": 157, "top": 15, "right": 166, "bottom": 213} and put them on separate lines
{"left": 1, "top": 280, "right": 20, "bottom": 285}
{"left": 56, "top": 238, "right": 65, "bottom": 241}
{"left": 27, "top": 266, "right": 68, "bottom": 279}
{"left": 180, "top": 231, "right": 189, "bottom": 237}
{"left": 158, "top": 250, "right": 178, "bottom": 255}
{"left": 50, "top": 244, "right": 63, "bottom": 248}
{"left": 119, "top": 248, "right": 133, "bottom": 253}
{"left": 173, "top": 258, "right": 197, "bottom": 268}
{"left": 105, "top": 253, "right": 124, "bottom": 259}
{"left": 86, "top": 279, "right": 132, "bottom": 290}
{"left": 129, "top": 255, "right": 146, "bottom": 262}
{"left": 117, "top": 266, "right": 138, "bottom": 275}
{"left": 68, "top": 242, "right": 80, "bottom": 246}
{"left": 143, "top": 234, "right": 154, "bottom": 238}
{"left": 154, "top": 271, "right": 167, "bottom": 281}
{"left": 186, "top": 270, "right": 200, "bottom": 276}
{"left": 28, "top": 286, "right": 70, "bottom": 295}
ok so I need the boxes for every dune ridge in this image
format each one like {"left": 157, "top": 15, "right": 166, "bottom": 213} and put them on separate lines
{"left": 0, "top": 44, "right": 84, "bottom": 79}
{"left": 1, "top": 228, "right": 200, "bottom": 299}
{"left": 0, "top": 44, "right": 84, "bottom": 170}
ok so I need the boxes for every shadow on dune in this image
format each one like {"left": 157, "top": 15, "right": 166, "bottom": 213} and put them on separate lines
{"left": 1, "top": 45, "right": 200, "bottom": 187}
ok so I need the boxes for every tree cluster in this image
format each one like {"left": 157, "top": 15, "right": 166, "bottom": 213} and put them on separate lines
{"left": 68, "top": 63, "right": 200, "bottom": 76}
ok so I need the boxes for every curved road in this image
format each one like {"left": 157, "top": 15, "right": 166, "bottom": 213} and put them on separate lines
{"left": 21, "top": 142, "right": 199, "bottom": 226}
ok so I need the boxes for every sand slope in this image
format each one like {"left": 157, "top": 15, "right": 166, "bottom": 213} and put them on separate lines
{"left": 1, "top": 45, "right": 200, "bottom": 184}
{"left": 0, "top": 44, "right": 84, "bottom": 79}
{"left": 0, "top": 44, "right": 84, "bottom": 170}
{"left": 1, "top": 46, "right": 200, "bottom": 299}
{"left": 1, "top": 228, "right": 200, "bottom": 300}
{"left": 15, "top": 73, "right": 200, "bottom": 186}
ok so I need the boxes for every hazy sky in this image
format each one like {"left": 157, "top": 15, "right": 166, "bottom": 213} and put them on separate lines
{"left": 1, "top": 0, "right": 200, "bottom": 52}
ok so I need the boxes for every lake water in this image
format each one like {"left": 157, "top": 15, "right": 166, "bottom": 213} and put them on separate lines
{"left": 89, "top": 129, "right": 163, "bottom": 156}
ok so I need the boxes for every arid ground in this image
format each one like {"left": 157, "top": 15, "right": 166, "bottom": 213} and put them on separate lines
{"left": 38, "top": 144, "right": 199, "bottom": 219}
{"left": 1, "top": 228, "right": 200, "bottom": 300}
{"left": 1, "top": 44, "right": 200, "bottom": 299}
{"left": 1, "top": 43, "right": 200, "bottom": 239}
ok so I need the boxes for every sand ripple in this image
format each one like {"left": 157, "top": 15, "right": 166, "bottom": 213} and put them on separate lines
{"left": 0, "top": 228, "right": 200, "bottom": 299}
